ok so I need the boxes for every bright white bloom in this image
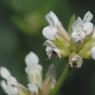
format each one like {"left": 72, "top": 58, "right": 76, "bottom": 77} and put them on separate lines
{"left": 71, "top": 11, "right": 93, "bottom": 43}
{"left": 42, "top": 11, "right": 70, "bottom": 42}
{"left": 0, "top": 67, "right": 18, "bottom": 95}
{"left": 25, "top": 51, "right": 39, "bottom": 65}
{"left": 42, "top": 11, "right": 60, "bottom": 40}
{"left": 25, "top": 52, "right": 43, "bottom": 88}
{"left": 42, "top": 11, "right": 59, "bottom": 40}
{"left": 71, "top": 17, "right": 85, "bottom": 43}
{"left": 91, "top": 46, "right": 95, "bottom": 60}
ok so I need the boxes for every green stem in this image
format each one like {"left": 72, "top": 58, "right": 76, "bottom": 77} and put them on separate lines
{"left": 50, "top": 63, "right": 70, "bottom": 95}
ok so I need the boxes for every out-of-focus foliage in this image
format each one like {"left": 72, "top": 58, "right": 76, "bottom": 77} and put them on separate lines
{"left": 0, "top": 0, "right": 95, "bottom": 95}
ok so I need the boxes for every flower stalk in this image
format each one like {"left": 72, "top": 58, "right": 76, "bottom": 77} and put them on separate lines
{"left": 49, "top": 63, "right": 70, "bottom": 95}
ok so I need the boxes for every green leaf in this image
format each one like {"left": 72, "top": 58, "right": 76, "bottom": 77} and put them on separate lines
{"left": 68, "top": 14, "right": 76, "bottom": 33}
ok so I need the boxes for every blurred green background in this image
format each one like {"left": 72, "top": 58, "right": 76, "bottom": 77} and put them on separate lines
{"left": 0, "top": 0, "right": 95, "bottom": 95}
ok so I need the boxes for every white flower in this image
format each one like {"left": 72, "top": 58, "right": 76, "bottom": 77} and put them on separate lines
{"left": 91, "top": 46, "right": 95, "bottom": 60}
{"left": 71, "top": 29, "right": 86, "bottom": 43}
{"left": 42, "top": 11, "right": 60, "bottom": 40}
{"left": 71, "top": 17, "right": 85, "bottom": 43}
{"left": 25, "top": 51, "right": 39, "bottom": 65}
{"left": 44, "top": 40, "right": 61, "bottom": 59}
{"left": 83, "top": 22, "right": 93, "bottom": 36}
{"left": 83, "top": 11, "right": 93, "bottom": 36}
{"left": 28, "top": 84, "right": 38, "bottom": 94}
{"left": 42, "top": 11, "right": 70, "bottom": 42}
{"left": 71, "top": 11, "right": 93, "bottom": 43}
{"left": 25, "top": 52, "right": 42, "bottom": 88}
{"left": 0, "top": 67, "right": 18, "bottom": 95}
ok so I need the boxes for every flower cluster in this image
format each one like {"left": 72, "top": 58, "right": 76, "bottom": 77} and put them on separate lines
{"left": 0, "top": 52, "right": 56, "bottom": 95}
{"left": 42, "top": 11, "right": 95, "bottom": 68}
{"left": 0, "top": 10, "right": 95, "bottom": 95}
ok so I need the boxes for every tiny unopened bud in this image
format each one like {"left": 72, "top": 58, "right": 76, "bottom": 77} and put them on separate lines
{"left": 69, "top": 54, "right": 83, "bottom": 68}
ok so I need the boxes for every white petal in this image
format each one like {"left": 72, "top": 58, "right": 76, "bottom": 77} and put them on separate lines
{"left": 43, "top": 40, "right": 56, "bottom": 48}
{"left": 46, "top": 47, "right": 52, "bottom": 59}
{"left": 46, "top": 47, "right": 61, "bottom": 59}
{"left": 83, "top": 22, "right": 93, "bottom": 36}
{"left": 0, "top": 67, "right": 11, "bottom": 79}
{"left": 83, "top": 11, "right": 93, "bottom": 22}
{"left": 25, "top": 64, "right": 42, "bottom": 76}
{"left": 71, "top": 31, "right": 86, "bottom": 43}
{"left": 25, "top": 56, "right": 42, "bottom": 87}
{"left": 25, "top": 51, "right": 39, "bottom": 66}
{"left": 1, "top": 79, "right": 18, "bottom": 95}
{"left": 72, "top": 17, "right": 83, "bottom": 32}
{"left": 26, "top": 69, "right": 42, "bottom": 87}
{"left": 42, "top": 26, "right": 57, "bottom": 40}
{"left": 8, "top": 76, "right": 17, "bottom": 86}
{"left": 28, "top": 84, "right": 38, "bottom": 94}
{"left": 1, "top": 80, "right": 9, "bottom": 94}
{"left": 91, "top": 46, "right": 95, "bottom": 60}
{"left": 46, "top": 11, "right": 60, "bottom": 26}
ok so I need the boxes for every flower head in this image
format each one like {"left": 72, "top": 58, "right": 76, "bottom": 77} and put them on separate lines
{"left": 42, "top": 11, "right": 71, "bottom": 60}
{"left": 71, "top": 11, "right": 93, "bottom": 44}
{"left": 0, "top": 51, "right": 56, "bottom": 95}
{"left": 25, "top": 51, "right": 43, "bottom": 88}
{"left": 0, "top": 67, "right": 18, "bottom": 95}
{"left": 42, "top": 11, "right": 94, "bottom": 68}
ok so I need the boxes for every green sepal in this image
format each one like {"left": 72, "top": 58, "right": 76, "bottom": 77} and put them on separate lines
{"left": 68, "top": 14, "right": 76, "bottom": 33}
{"left": 17, "top": 84, "right": 32, "bottom": 95}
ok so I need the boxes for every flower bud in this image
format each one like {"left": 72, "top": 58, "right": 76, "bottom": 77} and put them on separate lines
{"left": 69, "top": 54, "right": 83, "bottom": 68}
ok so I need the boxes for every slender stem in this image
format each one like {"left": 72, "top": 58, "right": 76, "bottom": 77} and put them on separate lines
{"left": 50, "top": 63, "right": 70, "bottom": 95}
